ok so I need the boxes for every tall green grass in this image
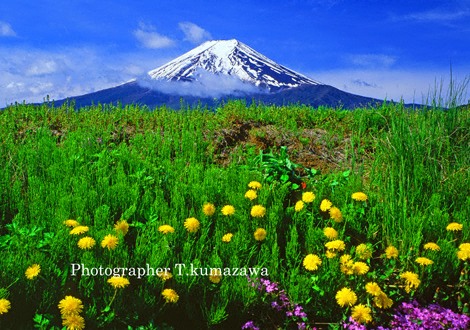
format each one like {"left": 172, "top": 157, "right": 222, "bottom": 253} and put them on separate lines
{"left": 0, "top": 100, "right": 468, "bottom": 329}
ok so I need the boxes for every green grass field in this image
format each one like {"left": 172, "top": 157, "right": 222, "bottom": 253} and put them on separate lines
{"left": 0, "top": 100, "right": 469, "bottom": 329}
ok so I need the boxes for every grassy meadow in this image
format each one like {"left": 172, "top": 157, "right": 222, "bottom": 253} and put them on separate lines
{"left": 0, "top": 100, "right": 469, "bottom": 329}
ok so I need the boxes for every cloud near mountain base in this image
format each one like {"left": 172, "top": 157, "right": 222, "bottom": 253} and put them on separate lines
{"left": 137, "top": 69, "right": 266, "bottom": 98}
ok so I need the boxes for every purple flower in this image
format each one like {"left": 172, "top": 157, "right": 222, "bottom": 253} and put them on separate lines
{"left": 242, "top": 320, "right": 260, "bottom": 330}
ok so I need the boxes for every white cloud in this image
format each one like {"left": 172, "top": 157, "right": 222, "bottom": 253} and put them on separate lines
{"left": 138, "top": 68, "right": 263, "bottom": 98}
{"left": 400, "top": 9, "right": 470, "bottom": 23}
{"left": 347, "top": 54, "right": 397, "bottom": 68}
{"left": 309, "top": 68, "right": 470, "bottom": 105}
{"left": 0, "top": 46, "right": 170, "bottom": 105}
{"left": 133, "top": 23, "right": 175, "bottom": 49}
{"left": 0, "top": 21, "right": 16, "bottom": 37}
{"left": 179, "top": 22, "right": 212, "bottom": 44}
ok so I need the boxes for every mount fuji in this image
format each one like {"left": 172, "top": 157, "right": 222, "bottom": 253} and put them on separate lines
{"left": 53, "top": 39, "right": 380, "bottom": 109}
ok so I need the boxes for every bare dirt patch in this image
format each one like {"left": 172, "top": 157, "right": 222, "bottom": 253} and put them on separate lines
{"left": 212, "top": 120, "right": 350, "bottom": 173}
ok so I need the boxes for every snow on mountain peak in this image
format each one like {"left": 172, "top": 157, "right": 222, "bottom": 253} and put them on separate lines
{"left": 147, "top": 39, "right": 320, "bottom": 92}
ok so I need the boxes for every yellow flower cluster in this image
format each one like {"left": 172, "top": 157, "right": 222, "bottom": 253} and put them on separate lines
{"left": 254, "top": 228, "right": 267, "bottom": 241}
{"left": 294, "top": 200, "right": 305, "bottom": 212}
{"left": 423, "top": 242, "right": 440, "bottom": 251}
{"left": 245, "top": 189, "right": 258, "bottom": 201}
{"left": 107, "top": 276, "right": 130, "bottom": 289}
{"left": 209, "top": 269, "right": 222, "bottom": 284}
{"left": 248, "top": 181, "right": 262, "bottom": 190}
{"left": 400, "top": 271, "right": 421, "bottom": 293}
{"left": 221, "top": 205, "right": 235, "bottom": 216}
{"left": 339, "top": 255, "right": 369, "bottom": 275}
{"left": 335, "top": 287, "right": 357, "bottom": 307}
{"left": 325, "top": 239, "right": 346, "bottom": 252}
{"left": 184, "top": 217, "right": 200, "bottom": 233}
{"left": 303, "top": 254, "right": 322, "bottom": 271}
{"left": 351, "top": 304, "right": 372, "bottom": 324}
{"left": 323, "top": 227, "right": 338, "bottom": 240}
{"left": 162, "top": 288, "right": 179, "bottom": 303}
{"left": 64, "top": 219, "right": 80, "bottom": 227}
{"left": 77, "top": 237, "right": 96, "bottom": 250}
{"left": 203, "top": 203, "right": 216, "bottom": 216}
{"left": 457, "top": 242, "right": 470, "bottom": 261}
{"left": 0, "top": 298, "right": 11, "bottom": 315}
{"left": 384, "top": 245, "right": 399, "bottom": 259}
{"left": 114, "top": 219, "right": 129, "bottom": 235}
{"left": 222, "top": 233, "right": 233, "bottom": 243}
{"left": 355, "top": 244, "right": 373, "bottom": 260}
{"left": 101, "top": 234, "right": 119, "bottom": 250}
{"left": 158, "top": 225, "right": 175, "bottom": 234}
{"left": 415, "top": 257, "right": 433, "bottom": 266}
{"left": 446, "top": 222, "right": 463, "bottom": 232}
{"left": 351, "top": 192, "right": 368, "bottom": 202}
{"left": 365, "top": 282, "right": 393, "bottom": 309}
{"left": 302, "top": 191, "right": 315, "bottom": 203}
{"left": 251, "top": 205, "right": 266, "bottom": 218}
{"left": 25, "top": 264, "right": 41, "bottom": 280}
{"left": 58, "top": 296, "right": 85, "bottom": 330}
{"left": 320, "top": 199, "right": 333, "bottom": 212}
{"left": 70, "top": 226, "right": 89, "bottom": 235}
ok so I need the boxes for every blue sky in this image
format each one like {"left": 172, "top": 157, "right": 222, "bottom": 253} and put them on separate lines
{"left": 1, "top": 0, "right": 469, "bottom": 105}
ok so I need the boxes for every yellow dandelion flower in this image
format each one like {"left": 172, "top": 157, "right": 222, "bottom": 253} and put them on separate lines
{"left": 374, "top": 292, "right": 393, "bottom": 309}
{"left": 446, "top": 222, "right": 463, "bottom": 232}
{"left": 339, "top": 255, "right": 354, "bottom": 274}
{"left": 400, "top": 271, "right": 421, "bottom": 293}
{"left": 365, "top": 282, "right": 382, "bottom": 296}
{"left": 352, "top": 262, "right": 369, "bottom": 275}
{"left": 248, "top": 181, "right": 262, "bottom": 190}
{"left": 323, "top": 227, "right": 338, "bottom": 240}
{"left": 329, "top": 206, "right": 343, "bottom": 222}
{"left": 202, "top": 203, "right": 216, "bottom": 216}
{"left": 107, "top": 276, "right": 130, "bottom": 289}
{"left": 162, "top": 288, "right": 179, "bottom": 303}
{"left": 25, "top": 264, "right": 41, "bottom": 280}
{"left": 294, "top": 200, "right": 305, "bottom": 212}
{"left": 244, "top": 190, "right": 258, "bottom": 201}
{"left": 351, "top": 304, "right": 372, "bottom": 324}
{"left": 158, "top": 225, "right": 175, "bottom": 234}
{"left": 114, "top": 219, "right": 129, "bottom": 235}
{"left": 423, "top": 242, "right": 440, "bottom": 251}
{"left": 62, "top": 314, "right": 85, "bottom": 330}
{"left": 459, "top": 243, "right": 470, "bottom": 252}
{"left": 325, "top": 239, "right": 346, "bottom": 252}
{"left": 335, "top": 287, "right": 357, "bottom": 307}
{"left": 222, "top": 233, "right": 233, "bottom": 243}
{"left": 303, "top": 254, "right": 322, "bottom": 271}
{"left": 77, "top": 236, "right": 96, "bottom": 250}
{"left": 221, "top": 205, "right": 235, "bottom": 216}
{"left": 320, "top": 199, "right": 333, "bottom": 212}
{"left": 209, "top": 269, "right": 222, "bottom": 284}
{"left": 184, "top": 217, "right": 200, "bottom": 233}
{"left": 58, "top": 296, "right": 83, "bottom": 316}
{"left": 64, "top": 219, "right": 80, "bottom": 227}
{"left": 458, "top": 243, "right": 470, "bottom": 261}
{"left": 415, "top": 257, "right": 433, "bottom": 266}
{"left": 69, "top": 226, "right": 89, "bottom": 235}
{"left": 158, "top": 271, "right": 173, "bottom": 281}
{"left": 325, "top": 250, "right": 337, "bottom": 258}
{"left": 356, "top": 244, "right": 373, "bottom": 260}
{"left": 351, "top": 192, "right": 368, "bottom": 202}
{"left": 457, "top": 250, "right": 470, "bottom": 261}
{"left": 251, "top": 205, "right": 266, "bottom": 218}
{"left": 254, "top": 228, "right": 267, "bottom": 241}
{"left": 0, "top": 298, "right": 11, "bottom": 315}
{"left": 101, "top": 234, "right": 119, "bottom": 250}
{"left": 302, "top": 192, "right": 315, "bottom": 203}
{"left": 385, "top": 245, "right": 399, "bottom": 259}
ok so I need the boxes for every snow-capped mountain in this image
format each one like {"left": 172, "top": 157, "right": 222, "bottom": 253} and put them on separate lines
{"left": 48, "top": 39, "right": 382, "bottom": 109}
{"left": 148, "top": 39, "right": 320, "bottom": 91}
